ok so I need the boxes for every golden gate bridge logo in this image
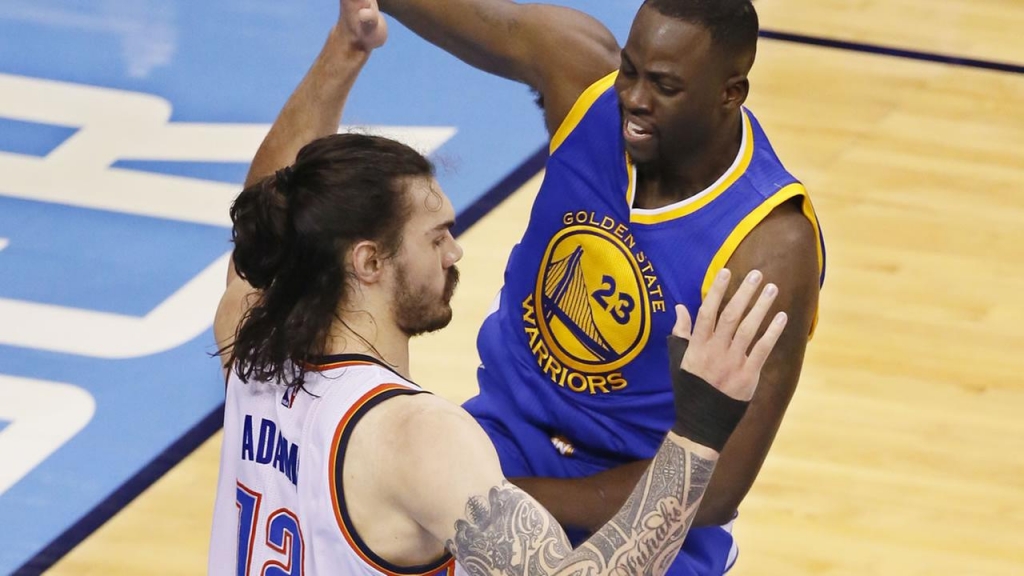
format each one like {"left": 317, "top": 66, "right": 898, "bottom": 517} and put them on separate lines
{"left": 541, "top": 245, "right": 616, "bottom": 362}
{"left": 533, "top": 226, "right": 650, "bottom": 373}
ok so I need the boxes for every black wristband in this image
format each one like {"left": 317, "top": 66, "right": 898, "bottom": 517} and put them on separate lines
{"left": 667, "top": 335, "right": 749, "bottom": 452}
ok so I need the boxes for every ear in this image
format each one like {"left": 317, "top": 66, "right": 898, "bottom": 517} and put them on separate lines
{"left": 723, "top": 74, "right": 749, "bottom": 109}
{"left": 350, "top": 240, "right": 385, "bottom": 284}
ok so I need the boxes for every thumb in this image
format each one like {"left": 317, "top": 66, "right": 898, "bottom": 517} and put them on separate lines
{"left": 672, "top": 304, "right": 692, "bottom": 340}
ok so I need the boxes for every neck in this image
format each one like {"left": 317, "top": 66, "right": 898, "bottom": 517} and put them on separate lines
{"left": 636, "top": 112, "right": 743, "bottom": 208}
{"left": 323, "top": 310, "right": 411, "bottom": 379}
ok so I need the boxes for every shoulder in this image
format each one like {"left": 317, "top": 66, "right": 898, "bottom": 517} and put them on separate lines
{"left": 730, "top": 198, "right": 820, "bottom": 293}
{"left": 348, "top": 392, "right": 506, "bottom": 528}
{"left": 363, "top": 393, "right": 498, "bottom": 466}
{"left": 346, "top": 392, "right": 500, "bottom": 478}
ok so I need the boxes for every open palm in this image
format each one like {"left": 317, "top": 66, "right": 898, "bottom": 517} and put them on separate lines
{"left": 673, "top": 269, "right": 788, "bottom": 402}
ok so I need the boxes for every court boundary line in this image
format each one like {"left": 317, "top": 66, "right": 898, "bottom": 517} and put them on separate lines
{"left": 759, "top": 29, "right": 1024, "bottom": 74}
{"left": 15, "top": 27, "right": 1023, "bottom": 574}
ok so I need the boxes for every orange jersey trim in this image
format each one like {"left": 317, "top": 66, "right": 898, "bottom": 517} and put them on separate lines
{"left": 328, "top": 383, "right": 454, "bottom": 576}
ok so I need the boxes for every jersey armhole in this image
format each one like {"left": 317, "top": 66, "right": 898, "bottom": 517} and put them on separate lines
{"left": 549, "top": 70, "right": 618, "bottom": 155}
{"left": 700, "top": 183, "right": 825, "bottom": 338}
{"left": 328, "top": 385, "right": 455, "bottom": 575}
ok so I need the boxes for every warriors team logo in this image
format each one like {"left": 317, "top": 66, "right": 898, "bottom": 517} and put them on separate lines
{"left": 521, "top": 211, "right": 666, "bottom": 394}
{"left": 537, "top": 225, "right": 649, "bottom": 371}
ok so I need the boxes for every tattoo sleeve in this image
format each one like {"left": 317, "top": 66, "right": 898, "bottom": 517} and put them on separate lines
{"left": 446, "top": 437, "right": 716, "bottom": 576}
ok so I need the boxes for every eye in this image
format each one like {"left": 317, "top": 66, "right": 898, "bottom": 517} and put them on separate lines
{"left": 657, "top": 83, "right": 681, "bottom": 96}
{"left": 619, "top": 54, "right": 637, "bottom": 78}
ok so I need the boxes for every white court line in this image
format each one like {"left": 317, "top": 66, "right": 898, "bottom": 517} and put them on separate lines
{"left": 0, "top": 375, "right": 96, "bottom": 497}
{"left": 0, "top": 74, "right": 457, "bottom": 356}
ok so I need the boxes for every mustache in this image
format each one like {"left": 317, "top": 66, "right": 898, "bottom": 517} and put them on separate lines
{"left": 444, "top": 265, "right": 460, "bottom": 299}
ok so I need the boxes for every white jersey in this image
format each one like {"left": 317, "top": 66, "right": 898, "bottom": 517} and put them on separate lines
{"left": 209, "top": 354, "right": 460, "bottom": 576}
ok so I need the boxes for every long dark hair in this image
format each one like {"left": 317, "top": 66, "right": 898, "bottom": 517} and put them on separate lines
{"left": 225, "top": 133, "right": 434, "bottom": 388}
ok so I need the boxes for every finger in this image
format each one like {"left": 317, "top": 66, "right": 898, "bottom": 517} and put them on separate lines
{"left": 732, "top": 282, "right": 779, "bottom": 354}
{"left": 671, "top": 304, "right": 692, "bottom": 339}
{"left": 746, "top": 311, "right": 788, "bottom": 370}
{"left": 693, "top": 268, "right": 731, "bottom": 343}
{"left": 715, "top": 269, "right": 763, "bottom": 340}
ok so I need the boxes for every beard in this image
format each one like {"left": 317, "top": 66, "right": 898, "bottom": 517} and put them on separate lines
{"left": 393, "top": 264, "right": 460, "bottom": 337}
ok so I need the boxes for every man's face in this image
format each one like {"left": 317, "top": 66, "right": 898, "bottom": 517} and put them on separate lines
{"left": 388, "top": 177, "right": 462, "bottom": 337}
{"left": 614, "top": 6, "right": 725, "bottom": 165}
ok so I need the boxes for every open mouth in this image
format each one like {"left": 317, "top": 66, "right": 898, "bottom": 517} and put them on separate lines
{"left": 623, "top": 118, "right": 654, "bottom": 144}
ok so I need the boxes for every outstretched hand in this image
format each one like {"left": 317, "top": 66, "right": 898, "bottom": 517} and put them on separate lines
{"left": 672, "top": 269, "right": 787, "bottom": 402}
{"left": 340, "top": 0, "right": 388, "bottom": 51}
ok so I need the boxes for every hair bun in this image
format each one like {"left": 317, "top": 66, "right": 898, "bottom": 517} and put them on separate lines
{"left": 274, "top": 166, "right": 294, "bottom": 194}
{"left": 229, "top": 175, "right": 292, "bottom": 289}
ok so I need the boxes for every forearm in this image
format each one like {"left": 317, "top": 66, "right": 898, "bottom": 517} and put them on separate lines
{"left": 379, "top": 0, "right": 534, "bottom": 85}
{"left": 511, "top": 460, "right": 649, "bottom": 532}
{"left": 448, "top": 434, "right": 716, "bottom": 576}
{"left": 245, "top": 25, "right": 370, "bottom": 187}
{"left": 554, "top": 434, "right": 718, "bottom": 575}
{"left": 514, "top": 452, "right": 741, "bottom": 533}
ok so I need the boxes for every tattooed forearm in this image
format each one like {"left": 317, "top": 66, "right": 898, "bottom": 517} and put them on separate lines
{"left": 577, "top": 438, "right": 715, "bottom": 576}
{"left": 447, "top": 437, "right": 717, "bottom": 576}
{"left": 446, "top": 481, "right": 576, "bottom": 575}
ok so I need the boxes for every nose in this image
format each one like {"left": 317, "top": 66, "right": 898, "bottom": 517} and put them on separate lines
{"left": 447, "top": 237, "right": 464, "bottom": 266}
{"left": 620, "top": 79, "right": 652, "bottom": 115}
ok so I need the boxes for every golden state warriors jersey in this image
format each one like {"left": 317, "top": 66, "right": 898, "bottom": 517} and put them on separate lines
{"left": 467, "top": 71, "right": 826, "bottom": 467}
{"left": 209, "top": 356, "right": 460, "bottom": 576}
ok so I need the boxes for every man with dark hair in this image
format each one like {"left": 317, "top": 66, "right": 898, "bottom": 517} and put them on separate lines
{"left": 209, "top": 1, "right": 791, "bottom": 575}
{"left": 374, "top": 0, "right": 827, "bottom": 573}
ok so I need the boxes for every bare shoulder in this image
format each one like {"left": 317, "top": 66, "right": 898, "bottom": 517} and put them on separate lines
{"left": 731, "top": 197, "right": 819, "bottom": 280}
{"left": 354, "top": 391, "right": 505, "bottom": 522}
{"left": 726, "top": 197, "right": 821, "bottom": 345}
{"left": 365, "top": 392, "right": 499, "bottom": 468}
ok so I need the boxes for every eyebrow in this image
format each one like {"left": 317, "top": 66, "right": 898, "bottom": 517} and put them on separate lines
{"left": 431, "top": 219, "right": 455, "bottom": 233}
{"left": 649, "top": 70, "right": 684, "bottom": 84}
{"left": 620, "top": 49, "right": 684, "bottom": 85}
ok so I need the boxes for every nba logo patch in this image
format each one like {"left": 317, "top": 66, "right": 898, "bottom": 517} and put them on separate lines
{"left": 281, "top": 386, "right": 299, "bottom": 409}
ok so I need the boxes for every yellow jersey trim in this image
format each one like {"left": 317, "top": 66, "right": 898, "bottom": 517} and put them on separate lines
{"left": 549, "top": 71, "right": 618, "bottom": 155}
{"left": 630, "top": 110, "right": 754, "bottom": 225}
{"left": 625, "top": 152, "right": 636, "bottom": 207}
{"left": 700, "top": 182, "right": 825, "bottom": 337}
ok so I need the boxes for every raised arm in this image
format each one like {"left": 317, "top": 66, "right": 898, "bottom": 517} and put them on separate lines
{"left": 378, "top": 0, "right": 619, "bottom": 135}
{"left": 380, "top": 269, "right": 787, "bottom": 575}
{"left": 215, "top": 0, "right": 387, "bottom": 372}
{"left": 243, "top": 0, "right": 385, "bottom": 190}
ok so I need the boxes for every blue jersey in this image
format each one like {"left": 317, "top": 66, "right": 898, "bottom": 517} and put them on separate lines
{"left": 465, "top": 71, "right": 825, "bottom": 574}
{"left": 467, "top": 70, "right": 825, "bottom": 464}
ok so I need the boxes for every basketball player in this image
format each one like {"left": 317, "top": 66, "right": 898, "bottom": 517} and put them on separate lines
{"left": 209, "top": 1, "right": 790, "bottom": 574}
{"left": 375, "top": 0, "right": 827, "bottom": 573}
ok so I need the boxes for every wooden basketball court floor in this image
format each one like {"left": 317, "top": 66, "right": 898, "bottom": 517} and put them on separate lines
{"left": 43, "top": 0, "right": 1024, "bottom": 574}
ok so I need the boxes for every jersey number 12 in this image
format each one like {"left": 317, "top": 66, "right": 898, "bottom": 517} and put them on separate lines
{"left": 237, "top": 483, "right": 304, "bottom": 576}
